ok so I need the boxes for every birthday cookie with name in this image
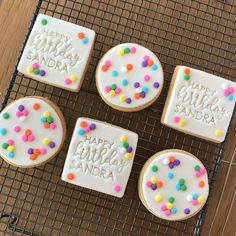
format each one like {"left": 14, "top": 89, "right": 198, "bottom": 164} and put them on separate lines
{"left": 161, "top": 66, "right": 236, "bottom": 143}
{"left": 138, "top": 149, "right": 209, "bottom": 221}
{"left": 61, "top": 118, "right": 138, "bottom": 197}
{"left": 96, "top": 43, "right": 164, "bottom": 111}
{"left": 0, "top": 96, "right": 66, "bottom": 168}
{"left": 17, "top": 14, "right": 95, "bottom": 92}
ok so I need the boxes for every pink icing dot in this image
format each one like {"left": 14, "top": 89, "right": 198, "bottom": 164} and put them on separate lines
{"left": 195, "top": 171, "right": 201, "bottom": 178}
{"left": 22, "top": 135, "right": 28, "bottom": 142}
{"left": 229, "top": 87, "right": 235, "bottom": 94}
{"left": 22, "top": 109, "right": 29, "bottom": 116}
{"left": 32, "top": 63, "right": 39, "bottom": 69}
{"left": 7, "top": 139, "right": 14, "bottom": 145}
{"left": 40, "top": 148, "right": 47, "bottom": 155}
{"left": 115, "top": 87, "right": 121, "bottom": 94}
{"left": 130, "top": 47, "right": 136, "bottom": 53}
{"left": 143, "top": 55, "right": 149, "bottom": 61}
{"left": 200, "top": 168, "right": 206, "bottom": 175}
{"left": 146, "top": 181, "right": 152, "bottom": 187}
{"left": 50, "top": 122, "right": 56, "bottom": 129}
{"left": 144, "top": 75, "right": 150, "bottom": 81}
{"left": 173, "top": 115, "right": 180, "bottom": 123}
{"left": 224, "top": 88, "right": 230, "bottom": 96}
{"left": 14, "top": 126, "right": 21, "bottom": 132}
{"left": 28, "top": 135, "right": 35, "bottom": 141}
{"left": 84, "top": 126, "right": 90, "bottom": 133}
{"left": 160, "top": 204, "right": 167, "bottom": 211}
{"left": 64, "top": 78, "right": 71, "bottom": 85}
{"left": 164, "top": 210, "right": 171, "bottom": 216}
{"left": 16, "top": 111, "right": 22, "bottom": 117}
{"left": 192, "top": 199, "right": 198, "bottom": 206}
{"left": 113, "top": 184, "right": 121, "bottom": 192}
{"left": 105, "top": 60, "right": 111, "bottom": 67}
{"left": 104, "top": 85, "right": 110, "bottom": 93}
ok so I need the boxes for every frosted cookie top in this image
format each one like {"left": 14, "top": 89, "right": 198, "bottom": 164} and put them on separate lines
{"left": 61, "top": 117, "right": 138, "bottom": 198}
{"left": 0, "top": 97, "right": 66, "bottom": 167}
{"left": 162, "top": 66, "right": 236, "bottom": 143}
{"left": 17, "top": 14, "right": 95, "bottom": 92}
{"left": 139, "top": 150, "right": 209, "bottom": 221}
{"left": 96, "top": 43, "right": 164, "bottom": 111}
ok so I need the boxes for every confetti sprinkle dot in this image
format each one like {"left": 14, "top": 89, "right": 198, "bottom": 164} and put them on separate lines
{"left": 113, "top": 184, "right": 121, "bottom": 192}
{"left": 77, "top": 120, "right": 96, "bottom": 136}
{"left": 184, "top": 208, "right": 190, "bottom": 214}
{"left": 67, "top": 173, "right": 75, "bottom": 180}
{"left": 33, "top": 103, "right": 40, "bottom": 110}
{"left": 27, "top": 62, "right": 45, "bottom": 77}
{"left": 214, "top": 129, "right": 223, "bottom": 137}
{"left": 0, "top": 128, "right": 7, "bottom": 136}
{"left": 151, "top": 165, "right": 158, "bottom": 172}
{"left": 183, "top": 68, "right": 191, "bottom": 80}
{"left": 155, "top": 194, "right": 163, "bottom": 202}
{"left": 41, "top": 19, "right": 48, "bottom": 25}
{"left": 2, "top": 112, "right": 10, "bottom": 119}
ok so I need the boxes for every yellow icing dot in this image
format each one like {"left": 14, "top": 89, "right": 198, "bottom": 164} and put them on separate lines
{"left": 43, "top": 111, "right": 50, "bottom": 118}
{"left": 7, "top": 146, "right": 14, "bottom": 152}
{"left": 154, "top": 194, "right": 163, "bottom": 202}
{"left": 119, "top": 94, "right": 126, "bottom": 102}
{"left": 43, "top": 138, "right": 50, "bottom": 145}
{"left": 124, "top": 153, "right": 132, "bottom": 159}
{"left": 197, "top": 196, "right": 204, "bottom": 204}
{"left": 109, "top": 90, "right": 115, "bottom": 96}
{"left": 70, "top": 74, "right": 77, "bottom": 82}
{"left": 214, "top": 129, "right": 222, "bottom": 137}
{"left": 151, "top": 177, "right": 157, "bottom": 184}
{"left": 26, "top": 66, "right": 33, "bottom": 73}
{"left": 166, "top": 203, "right": 173, "bottom": 209}
{"left": 178, "top": 119, "right": 186, "bottom": 126}
{"left": 117, "top": 49, "right": 124, "bottom": 56}
{"left": 120, "top": 135, "right": 128, "bottom": 142}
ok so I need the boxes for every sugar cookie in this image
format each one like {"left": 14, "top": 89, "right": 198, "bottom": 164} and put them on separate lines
{"left": 138, "top": 149, "right": 209, "bottom": 221}
{"left": 17, "top": 14, "right": 95, "bottom": 92}
{"left": 61, "top": 117, "right": 138, "bottom": 198}
{"left": 96, "top": 43, "right": 163, "bottom": 111}
{"left": 0, "top": 96, "right": 66, "bottom": 167}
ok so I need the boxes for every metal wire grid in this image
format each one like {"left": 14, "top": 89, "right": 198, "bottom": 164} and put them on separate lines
{"left": 0, "top": 0, "right": 235, "bottom": 235}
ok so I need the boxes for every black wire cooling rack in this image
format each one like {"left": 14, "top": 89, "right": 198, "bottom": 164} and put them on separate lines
{"left": 0, "top": 0, "right": 235, "bottom": 235}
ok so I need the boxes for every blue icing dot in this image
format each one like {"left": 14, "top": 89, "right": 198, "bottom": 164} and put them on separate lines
{"left": 40, "top": 117, "right": 47, "bottom": 123}
{"left": 175, "top": 183, "right": 180, "bottom": 191}
{"left": 171, "top": 207, "right": 177, "bottom": 214}
{"left": 122, "top": 79, "right": 128, "bottom": 86}
{"left": 77, "top": 128, "right": 85, "bottom": 136}
{"left": 142, "top": 86, "right": 149, "bottom": 93}
{"left": 151, "top": 64, "right": 158, "bottom": 71}
{"left": 0, "top": 128, "right": 7, "bottom": 135}
{"left": 7, "top": 152, "right": 15, "bottom": 158}
{"left": 192, "top": 193, "right": 199, "bottom": 199}
{"left": 82, "top": 37, "right": 88, "bottom": 44}
{"left": 167, "top": 172, "right": 174, "bottom": 179}
{"left": 227, "top": 94, "right": 234, "bottom": 101}
{"left": 112, "top": 70, "right": 118, "bottom": 77}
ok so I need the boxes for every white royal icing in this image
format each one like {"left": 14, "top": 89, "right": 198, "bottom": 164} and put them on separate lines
{"left": 61, "top": 117, "right": 138, "bottom": 198}
{"left": 0, "top": 97, "right": 65, "bottom": 167}
{"left": 96, "top": 43, "right": 164, "bottom": 110}
{"left": 17, "top": 14, "right": 95, "bottom": 92}
{"left": 141, "top": 150, "right": 209, "bottom": 221}
{"left": 162, "top": 66, "right": 236, "bottom": 142}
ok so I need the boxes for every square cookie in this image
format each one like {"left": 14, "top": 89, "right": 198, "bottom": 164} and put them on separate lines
{"left": 61, "top": 118, "right": 138, "bottom": 197}
{"left": 161, "top": 66, "right": 236, "bottom": 143}
{"left": 17, "top": 14, "right": 95, "bottom": 92}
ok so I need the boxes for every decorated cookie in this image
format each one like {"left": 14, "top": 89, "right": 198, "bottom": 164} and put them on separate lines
{"left": 161, "top": 66, "right": 236, "bottom": 143}
{"left": 61, "top": 117, "right": 138, "bottom": 197}
{"left": 96, "top": 43, "right": 164, "bottom": 111}
{"left": 17, "top": 14, "right": 95, "bottom": 92}
{"left": 138, "top": 149, "right": 209, "bottom": 221}
{"left": 0, "top": 97, "right": 66, "bottom": 168}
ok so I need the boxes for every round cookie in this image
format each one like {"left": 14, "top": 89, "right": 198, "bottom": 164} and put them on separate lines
{"left": 138, "top": 149, "right": 209, "bottom": 221}
{"left": 96, "top": 43, "right": 164, "bottom": 111}
{"left": 0, "top": 96, "right": 66, "bottom": 168}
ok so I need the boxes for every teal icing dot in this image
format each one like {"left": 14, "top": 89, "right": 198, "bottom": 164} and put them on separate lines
{"left": 7, "top": 152, "right": 15, "bottom": 158}
{"left": 227, "top": 94, "right": 234, "bottom": 101}
{"left": 0, "top": 128, "right": 7, "bottom": 136}
{"left": 167, "top": 172, "right": 174, "bottom": 179}
{"left": 142, "top": 86, "right": 149, "bottom": 93}
{"left": 78, "top": 128, "right": 85, "bottom": 136}
{"left": 82, "top": 37, "right": 88, "bottom": 44}
{"left": 122, "top": 79, "right": 128, "bottom": 86}
{"left": 171, "top": 207, "right": 177, "bottom": 214}
{"left": 40, "top": 117, "right": 47, "bottom": 123}
{"left": 151, "top": 64, "right": 158, "bottom": 71}
{"left": 112, "top": 70, "right": 118, "bottom": 77}
{"left": 175, "top": 183, "right": 180, "bottom": 191}
{"left": 192, "top": 193, "right": 199, "bottom": 199}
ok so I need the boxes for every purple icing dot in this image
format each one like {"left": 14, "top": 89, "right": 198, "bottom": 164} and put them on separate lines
{"left": 175, "top": 160, "right": 180, "bottom": 166}
{"left": 142, "top": 60, "right": 147, "bottom": 67}
{"left": 184, "top": 208, "right": 190, "bottom": 214}
{"left": 39, "top": 70, "right": 46, "bottom": 76}
{"left": 126, "top": 146, "right": 133, "bottom": 153}
{"left": 89, "top": 123, "right": 96, "bottom": 130}
{"left": 151, "top": 184, "right": 157, "bottom": 190}
{"left": 140, "top": 91, "right": 146, "bottom": 98}
{"left": 134, "top": 82, "right": 140, "bottom": 88}
{"left": 18, "top": 105, "right": 25, "bottom": 111}
{"left": 27, "top": 148, "right": 33, "bottom": 154}
{"left": 153, "top": 82, "right": 160, "bottom": 88}
{"left": 126, "top": 98, "right": 132, "bottom": 104}
{"left": 49, "top": 141, "right": 56, "bottom": 148}
{"left": 169, "top": 162, "right": 174, "bottom": 169}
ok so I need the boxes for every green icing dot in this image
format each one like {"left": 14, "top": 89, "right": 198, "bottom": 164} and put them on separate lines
{"left": 124, "top": 47, "right": 130, "bottom": 54}
{"left": 122, "top": 141, "right": 129, "bottom": 148}
{"left": 178, "top": 178, "right": 185, "bottom": 185}
{"left": 194, "top": 165, "right": 200, "bottom": 171}
{"left": 2, "top": 113, "right": 10, "bottom": 119}
{"left": 2, "top": 143, "right": 8, "bottom": 149}
{"left": 47, "top": 116, "right": 54, "bottom": 123}
{"left": 151, "top": 165, "right": 158, "bottom": 172}
{"left": 33, "top": 69, "right": 40, "bottom": 75}
{"left": 183, "top": 74, "right": 190, "bottom": 80}
{"left": 181, "top": 185, "right": 187, "bottom": 191}
{"left": 41, "top": 19, "right": 48, "bottom": 25}
{"left": 110, "top": 84, "right": 117, "bottom": 90}
{"left": 168, "top": 196, "right": 175, "bottom": 203}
